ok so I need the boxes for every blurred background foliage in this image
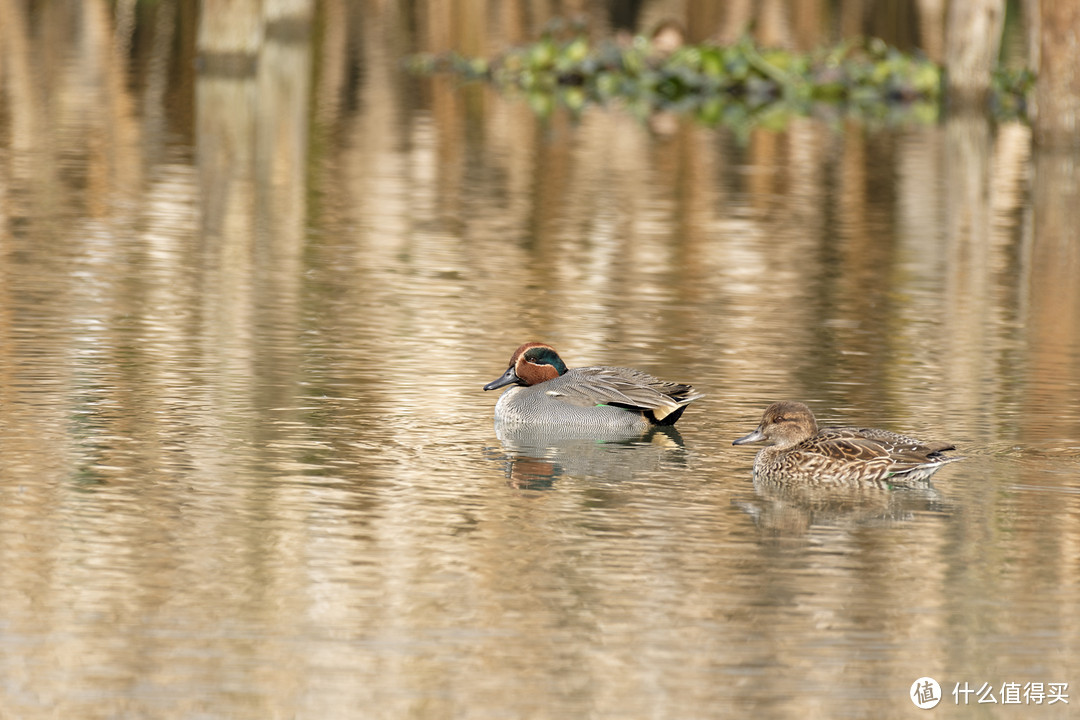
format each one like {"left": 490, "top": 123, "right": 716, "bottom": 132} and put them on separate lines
{"left": 411, "top": 15, "right": 1033, "bottom": 131}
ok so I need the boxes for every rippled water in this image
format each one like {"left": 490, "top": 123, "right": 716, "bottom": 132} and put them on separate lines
{"left": 1, "top": 3, "right": 1079, "bottom": 719}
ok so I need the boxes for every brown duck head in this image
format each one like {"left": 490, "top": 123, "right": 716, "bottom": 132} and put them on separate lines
{"left": 483, "top": 343, "right": 569, "bottom": 391}
{"left": 733, "top": 401, "right": 818, "bottom": 448}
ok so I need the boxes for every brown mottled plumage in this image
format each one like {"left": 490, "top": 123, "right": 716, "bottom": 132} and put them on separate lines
{"left": 733, "top": 401, "right": 963, "bottom": 486}
{"left": 484, "top": 343, "right": 702, "bottom": 428}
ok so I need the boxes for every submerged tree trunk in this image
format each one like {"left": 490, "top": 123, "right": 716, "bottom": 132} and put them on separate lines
{"left": 1034, "top": 1, "right": 1080, "bottom": 147}
{"left": 943, "top": 0, "right": 1004, "bottom": 110}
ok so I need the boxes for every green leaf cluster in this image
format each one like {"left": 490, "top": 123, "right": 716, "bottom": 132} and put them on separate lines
{"left": 407, "top": 24, "right": 1032, "bottom": 130}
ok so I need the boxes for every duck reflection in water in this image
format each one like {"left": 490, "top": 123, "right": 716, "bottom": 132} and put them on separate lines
{"left": 733, "top": 475, "right": 950, "bottom": 536}
{"left": 490, "top": 424, "right": 689, "bottom": 490}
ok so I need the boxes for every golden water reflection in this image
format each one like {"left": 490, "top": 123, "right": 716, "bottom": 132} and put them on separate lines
{"left": 0, "top": 2, "right": 1078, "bottom": 718}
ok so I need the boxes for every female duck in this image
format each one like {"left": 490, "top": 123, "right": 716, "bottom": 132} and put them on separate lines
{"left": 733, "top": 401, "right": 962, "bottom": 485}
{"left": 484, "top": 342, "right": 702, "bottom": 429}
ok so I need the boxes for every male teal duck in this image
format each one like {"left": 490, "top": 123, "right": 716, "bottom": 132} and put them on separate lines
{"left": 733, "top": 401, "right": 963, "bottom": 485}
{"left": 483, "top": 342, "right": 702, "bottom": 429}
